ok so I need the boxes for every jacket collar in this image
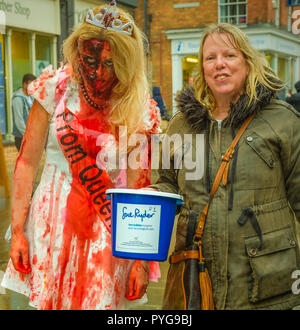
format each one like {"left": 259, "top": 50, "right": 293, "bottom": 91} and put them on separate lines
{"left": 176, "top": 83, "right": 277, "bottom": 131}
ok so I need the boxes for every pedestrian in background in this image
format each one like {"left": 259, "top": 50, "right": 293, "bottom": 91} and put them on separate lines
{"left": 12, "top": 73, "right": 36, "bottom": 151}
{"left": 153, "top": 86, "right": 170, "bottom": 120}
{"left": 286, "top": 80, "right": 300, "bottom": 112}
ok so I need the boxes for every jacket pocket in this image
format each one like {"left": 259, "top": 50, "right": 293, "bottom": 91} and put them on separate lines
{"left": 238, "top": 132, "right": 279, "bottom": 190}
{"left": 245, "top": 226, "right": 298, "bottom": 303}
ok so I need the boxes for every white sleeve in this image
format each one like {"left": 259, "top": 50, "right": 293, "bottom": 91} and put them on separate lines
{"left": 144, "top": 97, "right": 162, "bottom": 134}
{"left": 27, "top": 65, "right": 60, "bottom": 116}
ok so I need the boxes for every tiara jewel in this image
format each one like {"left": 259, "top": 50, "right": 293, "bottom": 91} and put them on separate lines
{"left": 86, "top": 1, "right": 133, "bottom": 35}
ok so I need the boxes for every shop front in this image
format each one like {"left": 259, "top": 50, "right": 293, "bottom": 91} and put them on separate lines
{"left": 0, "top": 0, "right": 60, "bottom": 140}
{"left": 166, "top": 27, "right": 300, "bottom": 114}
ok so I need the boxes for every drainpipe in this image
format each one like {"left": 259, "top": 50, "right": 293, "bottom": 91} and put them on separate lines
{"left": 288, "top": 5, "right": 292, "bottom": 32}
{"left": 144, "top": 0, "right": 151, "bottom": 86}
{"left": 58, "top": 0, "right": 74, "bottom": 63}
{"left": 144, "top": 0, "right": 148, "bottom": 37}
{"left": 272, "top": 0, "right": 280, "bottom": 27}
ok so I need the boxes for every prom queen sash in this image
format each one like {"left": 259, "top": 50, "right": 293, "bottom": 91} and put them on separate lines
{"left": 55, "top": 106, "right": 114, "bottom": 233}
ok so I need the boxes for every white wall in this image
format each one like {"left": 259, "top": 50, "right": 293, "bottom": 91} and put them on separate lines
{"left": 2, "top": 0, "right": 60, "bottom": 35}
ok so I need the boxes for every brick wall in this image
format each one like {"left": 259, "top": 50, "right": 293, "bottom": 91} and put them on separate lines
{"left": 248, "top": 0, "right": 270, "bottom": 24}
{"left": 135, "top": 0, "right": 219, "bottom": 111}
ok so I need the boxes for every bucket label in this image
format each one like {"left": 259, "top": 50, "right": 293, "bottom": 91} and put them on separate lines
{"left": 115, "top": 203, "right": 161, "bottom": 254}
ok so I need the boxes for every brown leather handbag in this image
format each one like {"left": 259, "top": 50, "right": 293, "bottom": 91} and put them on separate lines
{"left": 169, "top": 114, "right": 254, "bottom": 310}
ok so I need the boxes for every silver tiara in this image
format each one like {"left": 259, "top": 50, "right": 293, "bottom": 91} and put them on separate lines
{"left": 86, "top": 1, "right": 133, "bottom": 35}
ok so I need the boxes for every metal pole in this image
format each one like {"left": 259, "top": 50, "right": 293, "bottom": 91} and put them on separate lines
{"left": 144, "top": 0, "right": 148, "bottom": 36}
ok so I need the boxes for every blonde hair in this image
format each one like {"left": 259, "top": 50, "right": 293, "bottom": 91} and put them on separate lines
{"left": 193, "top": 23, "right": 284, "bottom": 110}
{"left": 63, "top": 6, "right": 149, "bottom": 137}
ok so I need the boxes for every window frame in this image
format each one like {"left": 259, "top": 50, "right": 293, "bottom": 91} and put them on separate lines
{"left": 218, "top": 0, "right": 248, "bottom": 27}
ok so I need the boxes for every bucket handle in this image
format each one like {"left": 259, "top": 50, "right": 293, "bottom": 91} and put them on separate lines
{"left": 106, "top": 193, "right": 183, "bottom": 205}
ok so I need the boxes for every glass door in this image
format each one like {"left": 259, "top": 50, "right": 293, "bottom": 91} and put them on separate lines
{"left": 35, "top": 34, "right": 52, "bottom": 77}
{"left": 11, "top": 30, "right": 31, "bottom": 92}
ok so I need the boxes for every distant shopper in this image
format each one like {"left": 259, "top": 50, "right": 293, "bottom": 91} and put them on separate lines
{"left": 286, "top": 80, "right": 300, "bottom": 112}
{"left": 12, "top": 73, "right": 36, "bottom": 151}
{"left": 286, "top": 89, "right": 293, "bottom": 98}
{"left": 153, "top": 86, "right": 170, "bottom": 120}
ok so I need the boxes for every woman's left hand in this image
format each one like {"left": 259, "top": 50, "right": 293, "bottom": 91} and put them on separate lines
{"left": 126, "top": 260, "right": 149, "bottom": 300}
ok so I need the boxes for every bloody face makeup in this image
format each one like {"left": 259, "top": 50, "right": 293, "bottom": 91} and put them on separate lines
{"left": 78, "top": 39, "right": 117, "bottom": 102}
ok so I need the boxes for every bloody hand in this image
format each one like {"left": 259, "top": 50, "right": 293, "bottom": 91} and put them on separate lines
{"left": 10, "top": 232, "right": 32, "bottom": 274}
{"left": 126, "top": 260, "right": 149, "bottom": 300}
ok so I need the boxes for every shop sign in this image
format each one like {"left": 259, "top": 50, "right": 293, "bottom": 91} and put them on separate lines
{"left": 74, "top": 0, "right": 106, "bottom": 27}
{"left": 0, "top": 1, "right": 31, "bottom": 19}
{"left": 287, "top": 0, "right": 300, "bottom": 6}
{"left": 173, "top": 39, "right": 200, "bottom": 55}
{"left": 1, "top": 0, "right": 60, "bottom": 35}
{"left": 249, "top": 34, "right": 299, "bottom": 55}
{"left": 0, "top": 10, "right": 5, "bottom": 34}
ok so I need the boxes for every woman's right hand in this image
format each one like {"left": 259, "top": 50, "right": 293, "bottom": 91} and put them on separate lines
{"left": 10, "top": 233, "right": 31, "bottom": 274}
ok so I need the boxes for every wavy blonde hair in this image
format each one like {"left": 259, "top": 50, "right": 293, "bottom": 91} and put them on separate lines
{"left": 194, "top": 23, "right": 284, "bottom": 110}
{"left": 63, "top": 5, "right": 149, "bottom": 136}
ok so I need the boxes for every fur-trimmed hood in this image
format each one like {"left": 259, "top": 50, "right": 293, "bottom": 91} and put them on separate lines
{"left": 176, "top": 84, "right": 277, "bottom": 131}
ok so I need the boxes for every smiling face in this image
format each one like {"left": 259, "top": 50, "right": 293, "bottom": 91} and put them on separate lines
{"left": 78, "top": 39, "right": 117, "bottom": 101}
{"left": 202, "top": 33, "right": 249, "bottom": 105}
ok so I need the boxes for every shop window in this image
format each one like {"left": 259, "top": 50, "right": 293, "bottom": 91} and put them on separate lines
{"left": 265, "top": 53, "right": 277, "bottom": 73}
{"left": 278, "top": 57, "right": 287, "bottom": 84}
{"left": 182, "top": 56, "right": 199, "bottom": 89}
{"left": 265, "top": 54, "right": 273, "bottom": 66}
{"left": 35, "top": 35, "right": 51, "bottom": 77}
{"left": 11, "top": 31, "right": 30, "bottom": 92}
{"left": 219, "top": 0, "right": 247, "bottom": 25}
{"left": 278, "top": 57, "right": 287, "bottom": 99}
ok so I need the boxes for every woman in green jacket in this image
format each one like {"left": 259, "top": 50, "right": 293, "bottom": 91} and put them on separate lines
{"left": 149, "top": 23, "right": 300, "bottom": 310}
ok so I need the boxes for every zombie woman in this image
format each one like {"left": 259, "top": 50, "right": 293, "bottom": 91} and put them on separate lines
{"left": 1, "top": 2, "right": 160, "bottom": 310}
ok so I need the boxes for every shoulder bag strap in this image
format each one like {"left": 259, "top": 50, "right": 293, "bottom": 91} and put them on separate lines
{"left": 194, "top": 113, "right": 255, "bottom": 245}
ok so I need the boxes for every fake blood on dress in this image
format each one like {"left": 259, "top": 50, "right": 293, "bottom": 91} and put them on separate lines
{"left": 43, "top": 96, "right": 116, "bottom": 309}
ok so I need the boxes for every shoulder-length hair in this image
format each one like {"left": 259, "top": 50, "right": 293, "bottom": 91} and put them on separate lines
{"left": 62, "top": 5, "right": 149, "bottom": 137}
{"left": 193, "top": 23, "right": 284, "bottom": 110}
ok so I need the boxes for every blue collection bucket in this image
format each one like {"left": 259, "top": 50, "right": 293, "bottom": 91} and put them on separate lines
{"left": 106, "top": 189, "right": 183, "bottom": 261}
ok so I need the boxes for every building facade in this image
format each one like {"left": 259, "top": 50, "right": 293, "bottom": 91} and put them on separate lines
{"left": 0, "top": 0, "right": 60, "bottom": 140}
{"left": 135, "top": 0, "right": 300, "bottom": 113}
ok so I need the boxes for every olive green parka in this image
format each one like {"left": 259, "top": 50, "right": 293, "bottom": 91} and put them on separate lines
{"left": 151, "top": 85, "right": 300, "bottom": 310}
